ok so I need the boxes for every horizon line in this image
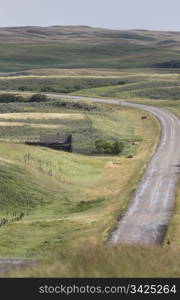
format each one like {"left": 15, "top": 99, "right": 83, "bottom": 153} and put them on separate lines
{"left": 0, "top": 24, "right": 179, "bottom": 33}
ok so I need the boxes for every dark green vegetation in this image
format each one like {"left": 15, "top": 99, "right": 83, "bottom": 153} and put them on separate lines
{"left": 1, "top": 26, "right": 180, "bottom": 72}
{"left": 0, "top": 93, "right": 48, "bottom": 103}
{"left": 28, "top": 94, "right": 48, "bottom": 102}
{"left": 0, "top": 93, "right": 24, "bottom": 103}
{"left": 95, "top": 139, "right": 124, "bottom": 154}
{"left": 0, "top": 77, "right": 126, "bottom": 93}
{"left": 75, "top": 72, "right": 180, "bottom": 101}
{"left": 74, "top": 71, "right": 180, "bottom": 117}
{"left": 0, "top": 96, "right": 97, "bottom": 113}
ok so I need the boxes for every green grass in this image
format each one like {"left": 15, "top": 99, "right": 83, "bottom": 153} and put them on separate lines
{"left": 0, "top": 76, "right": 126, "bottom": 93}
{"left": 0, "top": 42, "right": 155, "bottom": 72}
{"left": 0, "top": 102, "right": 159, "bottom": 259}
{"left": 73, "top": 73, "right": 180, "bottom": 100}
{"left": 1, "top": 64, "right": 179, "bottom": 277}
{"left": 72, "top": 70, "right": 180, "bottom": 117}
{"left": 0, "top": 164, "right": 46, "bottom": 211}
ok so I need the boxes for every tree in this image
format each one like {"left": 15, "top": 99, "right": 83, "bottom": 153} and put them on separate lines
{"left": 111, "top": 141, "right": 124, "bottom": 155}
{"left": 95, "top": 139, "right": 124, "bottom": 155}
{"left": 95, "top": 139, "right": 112, "bottom": 154}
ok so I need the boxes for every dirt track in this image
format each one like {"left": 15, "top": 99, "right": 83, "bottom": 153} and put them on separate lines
{"left": 45, "top": 94, "right": 180, "bottom": 245}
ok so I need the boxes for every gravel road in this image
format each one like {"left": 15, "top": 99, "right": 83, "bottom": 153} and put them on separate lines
{"left": 110, "top": 102, "right": 180, "bottom": 244}
{"left": 45, "top": 94, "right": 180, "bottom": 245}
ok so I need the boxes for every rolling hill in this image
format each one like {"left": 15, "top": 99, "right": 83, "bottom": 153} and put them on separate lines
{"left": 1, "top": 26, "right": 180, "bottom": 72}
{"left": 1, "top": 25, "right": 180, "bottom": 278}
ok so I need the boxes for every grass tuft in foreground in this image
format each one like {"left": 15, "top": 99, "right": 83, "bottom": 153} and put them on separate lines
{"left": 13, "top": 242, "right": 180, "bottom": 278}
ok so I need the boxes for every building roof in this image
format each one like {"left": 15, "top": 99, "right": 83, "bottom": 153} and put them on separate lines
{"left": 40, "top": 133, "right": 68, "bottom": 144}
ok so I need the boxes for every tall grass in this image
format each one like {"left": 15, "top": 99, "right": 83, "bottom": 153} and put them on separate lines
{"left": 14, "top": 242, "right": 180, "bottom": 278}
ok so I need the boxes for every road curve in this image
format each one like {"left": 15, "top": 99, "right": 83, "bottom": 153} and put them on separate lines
{"left": 5, "top": 92, "right": 180, "bottom": 245}
{"left": 44, "top": 94, "right": 180, "bottom": 245}
{"left": 111, "top": 102, "right": 180, "bottom": 245}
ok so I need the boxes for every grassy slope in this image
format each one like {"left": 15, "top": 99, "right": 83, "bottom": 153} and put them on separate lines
{"left": 73, "top": 70, "right": 180, "bottom": 117}
{"left": 9, "top": 69, "right": 180, "bottom": 277}
{"left": 0, "top": 76, "right": 126, "bottom": 93}
{"left": 0, "top": 103, "right": 159, "bottom": 260}
{"left": 1, "top": 26, "right": 180, "bottom": 72}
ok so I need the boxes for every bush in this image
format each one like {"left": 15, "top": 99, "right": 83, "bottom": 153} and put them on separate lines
{"left": 111, "top": 140, "right": 124, "bottom": 154}
{"left": 0, "top": 93, "right": 25, "bottom": 103}
{"left": 28, "top": 93, "right": 48, "bottom": 102}
{"left": 95, "top": 139, "right": 124, "bottom": 155}
{"left": 95, "top": 139, "right": 112, "bottom": 154}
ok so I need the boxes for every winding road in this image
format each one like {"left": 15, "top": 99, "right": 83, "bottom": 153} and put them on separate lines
{"left": 45, "top": 94, "right": 180, "bottom": 245}
{"left": 111, "top": 102, "right": 180, "bottom": 244}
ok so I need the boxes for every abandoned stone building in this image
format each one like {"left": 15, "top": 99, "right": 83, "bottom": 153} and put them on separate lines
{"left": 25, "top": 133, "right": 72, "bottom": 152}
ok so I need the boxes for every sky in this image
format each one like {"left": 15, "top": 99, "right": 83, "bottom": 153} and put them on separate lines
{"left": 0, "top": 0, "right": 180, "bottom": 31}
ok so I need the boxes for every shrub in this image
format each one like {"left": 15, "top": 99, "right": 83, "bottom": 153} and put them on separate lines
{"left": 111, "top": 140, "right": 124, "bottom": 154}
{"left": 18, "top": 86, "right": 27, "bottom": 91}
{"left": 0, "top": 93, "right": 25, "bottom": 103}
{"left": 95, "top": 139, "right": 112, "bottom": 154}
{"left": 28, "top": 93, "right": 48, "bottom": 102}
{"left": 95, "top": 139, "right": 124, "bottom": 155}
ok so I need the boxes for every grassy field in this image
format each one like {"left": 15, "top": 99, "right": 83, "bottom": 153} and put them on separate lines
{"left": 73, "top": 70, "right": 180, "bottom": 118}
{"left": 0, "top": 76, "right": 126, "bottom": 93}
{"left": 4, "top": 68, "right": 179, "bottom": 277}
{"left": 74, "top": 71, "right": 180, "bottom": 100}
{"left": 0, "top": 99, "right": 159, "bottom": 261}
{"left": 1, "top": 63, "right": 180, "bottom": 277}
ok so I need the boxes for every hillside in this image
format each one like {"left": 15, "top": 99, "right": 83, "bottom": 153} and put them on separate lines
{"left": 0, "top": 97, "right": 159, "bottom": 259}
{"left": 1, "top": 26, "right": 180, "bottom": 72}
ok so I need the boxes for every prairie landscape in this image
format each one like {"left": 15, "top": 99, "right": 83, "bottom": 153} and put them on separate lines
{"left": 0, "top": 26, "right": 180, "bottom": 277}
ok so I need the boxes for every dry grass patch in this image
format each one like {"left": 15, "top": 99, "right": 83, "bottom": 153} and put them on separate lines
{"left": 0, "top": 112, "right": 84, "bottom": 120}
{"left": 165, "top": 180, "right": 180, "bottom": 246}
{"left": 13, "top": 242, "right": 180, "bottom": 278}
{"left": 0, "top": 121, "right": 62, "bottom": 128}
